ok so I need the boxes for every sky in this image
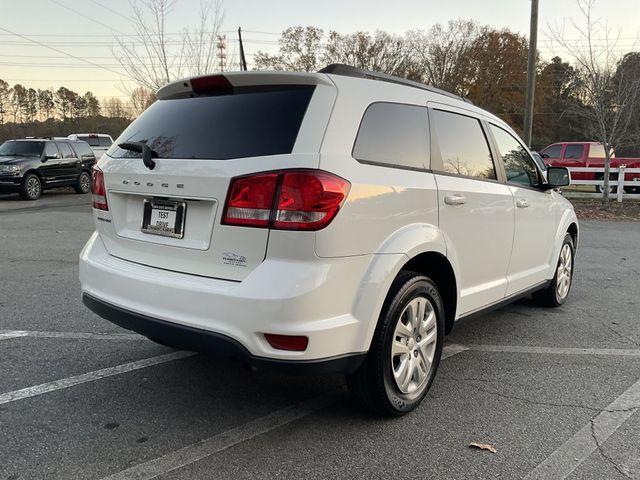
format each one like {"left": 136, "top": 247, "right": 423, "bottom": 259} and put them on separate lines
{"left": 1, "top": 0, "right": 639, "bottom": 102}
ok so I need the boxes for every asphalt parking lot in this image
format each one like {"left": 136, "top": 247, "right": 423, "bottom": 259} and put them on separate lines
{"left": 1, "top": 190, "right": 639, "bottom": 480}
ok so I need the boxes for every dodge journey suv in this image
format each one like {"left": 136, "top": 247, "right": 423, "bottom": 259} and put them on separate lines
{"left": 80, "top": 65, "right": 578, "bottom": 416}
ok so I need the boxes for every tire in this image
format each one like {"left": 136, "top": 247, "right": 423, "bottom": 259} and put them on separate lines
{"left": 19, "top": 173, "right": 42, "bottom": 200}
{"left": 347, "top": 271, "right": 444, "bottom": 416}
{"left": 595, "top": 174, "right": 617, "bottom": 194}
{"left": 74, "top": 170, "right": 91, "bottom": 194}
{"left": 533, "top": 233, "right": 575, "bottom": 307}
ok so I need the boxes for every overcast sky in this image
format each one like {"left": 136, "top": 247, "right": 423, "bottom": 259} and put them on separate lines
{"left": 1, "top": 0, "right": 638, "bottom": 100}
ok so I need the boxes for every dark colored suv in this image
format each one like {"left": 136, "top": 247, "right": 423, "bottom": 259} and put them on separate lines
{"left": 0, "top": 138, "right": 96, "bottom": 200}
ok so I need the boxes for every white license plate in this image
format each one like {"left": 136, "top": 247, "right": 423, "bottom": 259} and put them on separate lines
{"left": 141, "top": 200, "right": 186, "bottom": 238}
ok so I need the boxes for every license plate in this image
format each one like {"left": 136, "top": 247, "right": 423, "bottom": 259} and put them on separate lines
{"left": 141, "top": 199, "right": 186, "bottom": 239}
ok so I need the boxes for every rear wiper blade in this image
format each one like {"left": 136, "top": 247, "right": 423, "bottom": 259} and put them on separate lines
{"left": 118, "top": 141, "right": 157, "bottom": 170}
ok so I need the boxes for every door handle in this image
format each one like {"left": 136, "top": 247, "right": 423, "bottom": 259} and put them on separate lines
{"left": 516, "top": 199, "right": 530, "bottom": 208}
{"left": 444, "top": 194, "right": 466, "bottom": 206}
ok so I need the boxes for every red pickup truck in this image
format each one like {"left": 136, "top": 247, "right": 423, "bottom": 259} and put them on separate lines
{"left": 540, "top": 142, "right": 640, "bottom": 193}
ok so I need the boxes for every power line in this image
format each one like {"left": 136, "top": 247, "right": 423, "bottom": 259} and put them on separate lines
{"left": 0, "top": 25, "right": 128, "bottom": 77}
{"left": 47, "top": 0, "right": 126, "bottom": 35}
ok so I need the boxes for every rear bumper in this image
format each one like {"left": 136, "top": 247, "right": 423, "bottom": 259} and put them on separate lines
{"left": 79, "top": 232, "right": 374, "bottom": 372}
{"left": 83, "top": 293, "right": 365, "bottom": 374}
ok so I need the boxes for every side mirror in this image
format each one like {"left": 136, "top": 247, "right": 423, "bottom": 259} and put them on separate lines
{"left": 545, "top": 166, "right": 570, "bottom": 189}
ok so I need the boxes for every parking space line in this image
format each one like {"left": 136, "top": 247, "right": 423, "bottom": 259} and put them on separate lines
{"left": 467, "top": 344, "right": 640, "bottom": 357}
{"left": 0, "top": 330, "right": 145, "bottom": 341}
{"left": 523, "top": 376, "right": 640, "bottom": 479}
{"left": 100, "top": 345, "right": 468, "bottom": 480}
{"left": 0, "top": 351, "right": 195, "bottom": 406}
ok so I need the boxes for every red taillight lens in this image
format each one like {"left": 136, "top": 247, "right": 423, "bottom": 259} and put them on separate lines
{"left": 273, "top": 171, "right": 350, "bottom": 230}
{"left": 190, "top": 75, "right": 233, "bottom": 95}
{"left": 91, "top": 165, "right": 108, "bottom": 211}
{"left": 264, "top": 334, "right": 309, "bottom": 352}
{"left": 222, "top": 173, "right": 278, "bottom": 227}
{"left": 222, "top": 170, "right": 350, "bottom": 231}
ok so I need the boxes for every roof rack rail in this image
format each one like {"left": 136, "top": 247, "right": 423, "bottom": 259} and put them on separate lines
{"left": 318, "top": 63, "right": 472, "bottom": 104}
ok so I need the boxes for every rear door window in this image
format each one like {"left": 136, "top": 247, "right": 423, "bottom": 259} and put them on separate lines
{"left": 563, "top": 144, "right": 584, "bottom": 159}
{"left": 109, "top": 85, "right": 315, "bottom": 160}
{"left": 73, "top": 141, "right": 94, "bottom": 157}
{"left": 352, "top": 102, "right": 429, "bottom": 170}
{"left": 432, "top": 109, "right": 496, "bottom": 180}
{"left": 56, "top": 142, "right": 75, "bottom": 158}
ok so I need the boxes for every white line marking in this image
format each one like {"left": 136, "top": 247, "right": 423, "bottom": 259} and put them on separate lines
{"left": 0, "top": 332, "right": 29, "bottom": 341}
{"left": 0, "top": 330, "right": 145, "bottom": 341}
{"left": 524, "top": 376, "right": 640, "bottom": 479}
{"left": 0, "top": 351, "right": 195, "bottom": 406}
{"left": 467, "top": 344, "right": 640, "bottom": 357}
{"left": 101, "top": 345, "right": 469, "bottom": 480}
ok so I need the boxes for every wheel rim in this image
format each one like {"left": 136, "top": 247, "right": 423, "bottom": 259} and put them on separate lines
{"left": 27, "top": 177, "right": 40, "bottom": 198}
{"left": 556, "top": 244, "right": 573, "bottom": 299}
{"left": 80, "top": 173, "right": 90, "bottom": 192}
{"left": 391, "top": 296, "right": 437, "bottom": 395}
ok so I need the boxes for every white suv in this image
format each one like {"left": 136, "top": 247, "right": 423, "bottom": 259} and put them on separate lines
{"left": 79, "top": 65, "right": 578, "bottom": 416}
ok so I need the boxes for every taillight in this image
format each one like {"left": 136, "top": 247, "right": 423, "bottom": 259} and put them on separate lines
{"left": 91, "top": 165, "right": 108, "bottom": 211}
{"left": 190, "top": 75, "right": 233, "bottom": 95}
{"left": 222, "top": 170, "right": 350, "bottom": 231}
{"left": 264, "top": 334, "right": 309, "bottom": 351}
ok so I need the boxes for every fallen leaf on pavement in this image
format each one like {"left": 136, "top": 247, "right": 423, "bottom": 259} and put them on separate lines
{"left": 469, "top": 442, "right": 497, "bottom": 453}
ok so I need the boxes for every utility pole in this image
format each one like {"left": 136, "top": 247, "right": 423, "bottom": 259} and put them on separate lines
{"left": 523, "top": 0, "right": 539, "bottom": 147}
{"left": 216, "top": 34, "right": 227, "bottom": 72}
{"left": 238, "top": 27, "right": 248, "bottom": 71}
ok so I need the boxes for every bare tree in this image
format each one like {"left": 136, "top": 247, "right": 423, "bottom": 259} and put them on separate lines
{"left": 254, "top": 26, "right": 324, "bottom": 72}
{"left": 114, "top": 0, "right": 225, "bottom": 92}
{"left": 129, "top": 87, "right": 156, "bottom": 116}
{"left": 0, "top": 80, "right": 12, "bottom": 125}
{"left": 407, "top": 19, "right": 480, "bottom": 95}
{"left": 549, "top": 0, "right": 640, "bottom": 207}
{"left": 103, "top": 98, "right": 129, "bottom": 119}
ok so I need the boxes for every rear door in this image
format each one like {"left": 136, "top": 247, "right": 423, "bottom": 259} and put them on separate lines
{"left": 488, "top": 124, "right": 557, "bottom": 295}
{"left": 55, "top": 142, "right": 80, "bottom": 180}
{"left": 96, "top": 79, "right": 334, "bottom": 281}
{"left": 430, "top": 106, "right": 514, "bottom": 315}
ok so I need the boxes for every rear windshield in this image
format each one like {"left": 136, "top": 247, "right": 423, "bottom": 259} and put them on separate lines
{"left": 108, "top": 85, "right": 315, "bottom": 160}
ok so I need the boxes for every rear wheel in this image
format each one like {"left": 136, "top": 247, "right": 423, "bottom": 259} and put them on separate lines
{"left": 74, "top": 170, "right": 91, "bottom": 194}
{"left": 595, "top": 174, "right": 617, "bottom": 194}
{"left": 19, "top": 173, "right": 42, "bottom": 200}
{"left": 347, "top": 271, "right": 444, "bottom": 416}
{"left": 533, "top": 233, "right": 574, "bottom": 307}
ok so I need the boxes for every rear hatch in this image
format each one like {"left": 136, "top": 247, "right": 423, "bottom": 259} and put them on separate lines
{"left": 95, "top": 72, "right": 336, "bottom": 281}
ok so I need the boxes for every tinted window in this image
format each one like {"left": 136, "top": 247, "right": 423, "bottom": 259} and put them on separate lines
{"left": 44, "top": 142, "right": 59, "bottom": 158}
{"left": 56, "top": 142, "right": 75, "bottom": 159}
{"left": 432, "top": 110, "right": 495, "bottom": 180}
{"left": 542, "top": 144, "right": 562, "bottom": 158}
{"left": 352, "top": 102, "right": 429, "bottom": 169}
{"left": 0, "top": 141, "right": 44, "bottom": 157}
{"left": 98, "top": 136, "right": 112, "bottom": 147}
{"left": 73, "top": 141, "right": 94, "bottom": 157}
{"left": 490, "top": 125, "right": 541, "bottom": 188}
{"left": 589, "top": 144, "right": 606, "bottom": 158}
{"left": 564, "top": 144, "right": 584, "bottom": 159}
{"left": 108, "top": 86, "right": 315, "bottom": 160}
{"left": 78, "top": 135, "right": 100, "bottom": 147}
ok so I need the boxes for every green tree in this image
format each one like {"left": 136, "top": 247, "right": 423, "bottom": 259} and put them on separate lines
{"left": 37, "top": 89, "right": 55, "bottom": 121}
{"left": 83, "top": 92, "right": 101, "bottom": 117}
{"left": 0, "top": 80, "right": 11, "bottom": 125}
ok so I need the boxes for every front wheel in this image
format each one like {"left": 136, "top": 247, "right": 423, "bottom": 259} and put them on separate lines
{"left": 19, "top": 173, "right": 42, "bottom": 200}
{"left": 347, "top": 271, "right": 444, "bottom": 416}
{"left": 533, "top": 233, "right": 575, "bottom": 307}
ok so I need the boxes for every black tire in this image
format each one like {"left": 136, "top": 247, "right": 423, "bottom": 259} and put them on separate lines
{"left": 623, "top": 186, "right": 640, "bottom": 194}
{"left": 595, "top": 174, "right": 617, "bottom": 194}
{"left": 347, "top": 271, "right": 444, "bottom": 416}
{"left": 533, "top": 233, "right": 575, "bottom": 307}
{"left": 74, "top": 170, "right": 91, "bottom": 194}
{"left": 19, "top": 173, "right": 42, "bottom": 200}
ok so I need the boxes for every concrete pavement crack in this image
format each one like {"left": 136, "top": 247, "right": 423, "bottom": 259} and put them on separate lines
{"left": 589, "top": 419, "right": 634, "bottom": 479}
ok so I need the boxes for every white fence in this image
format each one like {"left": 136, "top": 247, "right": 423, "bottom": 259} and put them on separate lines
{"left": 564, "top": 166, "right": 640, "bottom": 202}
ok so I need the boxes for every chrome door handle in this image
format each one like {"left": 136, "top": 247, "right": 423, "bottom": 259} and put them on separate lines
{"left": 516, "top": 199, "right": 530, "bottom": 208}
{"left": 444, "top": 194, "right": 466, "bottom": 206}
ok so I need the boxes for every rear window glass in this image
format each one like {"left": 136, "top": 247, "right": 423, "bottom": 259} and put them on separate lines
{"left": 352, "top": 102, "right": 429, "bottom": 170}
{"left": 98, "top": 136, "right": 112, "bottom": 147}
{"left": 564, "top": 144, "right": 584, "bottom": 159}
{"left": 79, "top": 135, "right": 101, "bottom": 147}
{"left": 108, "top": 86, "right": 315, "bottom": 160}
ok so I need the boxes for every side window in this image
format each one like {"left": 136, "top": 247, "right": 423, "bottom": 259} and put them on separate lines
{"left": 352, "top": 102, "right": 429, "bottom": 170}
{"left": 74, "top": 141, "right": 94, "bottom": 157}
{"left": 432, "top": 109, "right": 496, "bottom": 180}
{"left": 541, "top": 144, "right": 562, "bottom": 159}
{"left": 589, "top": 144, "right": 606, "bottom": 158}
{"left": 44, "top": 142, "right": 59, "bottom": 158}
{"left": 490, "top": 125, "right": 541, "bottom": 188}
{"left": 563, "top": 144, "right": 584, "bottom": 159}
{"left": 56, "top": 142, "right": 75, "bottom": 159}
{"left": 99, "top": 136, "right": 112, "bottom": 147}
